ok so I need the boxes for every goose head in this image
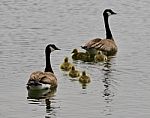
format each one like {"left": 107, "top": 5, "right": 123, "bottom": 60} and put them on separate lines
{"left": 103, "top": 9, "right": 117, "bottom": 17}
{"left": 45, "top": 44, "right": 60, "bottom": 53}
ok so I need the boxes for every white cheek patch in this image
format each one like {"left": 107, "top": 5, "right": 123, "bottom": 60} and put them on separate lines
{"left": 107, "top": 11, "right": 111, "bottom": 16}
{"left": 50, "top": 47, "right": 55, "bottom": 52}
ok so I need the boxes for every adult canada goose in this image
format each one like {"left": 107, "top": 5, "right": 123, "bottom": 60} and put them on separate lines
{"left": 69, "top": 66, "right": 80, "bottom": 78}
{"left": 27, "top": 44, "right": 60, "bottom": 91}
{"left": 71, "top": 48, "right": 90, "bottom": 61}
{"left": 94, "top": 51, "right": 107, "bottom": 62}
{"left": 79, "top": 71, "right": 91, "bottom": 83}
{"left": 60, "top": 57, "right": 73, "bottom": 71}
{"left": 81, "top": 9, "right": 117, "bottom": 56}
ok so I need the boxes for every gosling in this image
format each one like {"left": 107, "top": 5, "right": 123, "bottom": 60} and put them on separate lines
{"left": 69, "top": 66, "right": 80, "bottom": 78}
{"left": 79, "top": 71, "right": 91, "bottom": 83}
{"left": 94, "top": 51, "right": 107, "bottom": 62}
{"left": 60, "top": 57, "right": 73, "bottom": 71}
{"left": 71, "top": 48, "right": 89, "bottom": 61}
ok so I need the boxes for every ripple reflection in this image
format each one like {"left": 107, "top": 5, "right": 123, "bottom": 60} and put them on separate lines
{"left": 102, "top": 61, "right": 115, "bottom": 116}
{"left": 27, "top": 88, "right": 59, "bottom": 118}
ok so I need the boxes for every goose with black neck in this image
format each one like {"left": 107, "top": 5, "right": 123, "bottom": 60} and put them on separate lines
{"left": 27, "top": 44, "right": 60, "bottom": 93}
{"left": 81, "top": 9, "right": 117, "bottom": 56}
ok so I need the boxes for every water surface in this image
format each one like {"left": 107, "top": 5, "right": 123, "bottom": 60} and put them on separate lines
{"left": 0, "top": 0, "right": 150, "bottom": 118}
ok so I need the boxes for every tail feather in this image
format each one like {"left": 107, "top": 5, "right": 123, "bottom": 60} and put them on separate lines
{"left": 27, "top": 80, "right": 51, "bottom": 90}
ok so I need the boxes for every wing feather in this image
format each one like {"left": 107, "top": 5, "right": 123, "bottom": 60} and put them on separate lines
{"left": 28, "top": 71, "right": 57, "bottom": 88}
{"left": 82, "top": 38, "right": 117, "bottom": 56}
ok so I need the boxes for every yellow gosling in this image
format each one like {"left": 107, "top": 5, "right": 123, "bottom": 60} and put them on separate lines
{"left": 79, "top": 71, "right": 91, "bottom": 83}
{"left": 94, "top": 51, "right": 107, "bottom": 62}
{"left": 69, "top": 66, "right": 80, "bottom": 78}
{"left": 71, "top": 48, "right": 89, "bottom": 61}
{"left": 60, "top": 57, "right": 72, "bottom": 71}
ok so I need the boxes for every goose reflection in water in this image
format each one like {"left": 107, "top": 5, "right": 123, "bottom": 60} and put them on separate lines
{"left": 102, "top": 61, "right": 115, "bottom": 116}
{"left": 27, "top": 86, "right": 57, "bottom": 99}
{"left": 27, "top": 88, "right": 58, "bottom": 118}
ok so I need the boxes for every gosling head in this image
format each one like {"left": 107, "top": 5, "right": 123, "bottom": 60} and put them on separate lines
{"left": 97, "top": 51, "right": 103, "bottom": 55}
{"left": 82, "top": 71, "right": 86, "bottom": 76}
{"left": 71, "top": 66, "right": 75, "bottom": 71}
{"left": 64, "top": 57, "right": 69, "bottom": 62}
{"left": 72, "top": 49, "right": 78, "bottom": 54}
{"left": 45, "top": 44, "right": 60, "bottom": 53}
{"left": 103, "top": 9, "right": 117, "bottom": 17}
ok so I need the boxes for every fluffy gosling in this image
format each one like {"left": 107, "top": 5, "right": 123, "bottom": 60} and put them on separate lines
{"left": 69, "top": 66, "right": 80, "bottom": 78}
{"left": 94, "top": 51, "right": 107, "bottom": 62}
{"left": 60, "top": 57, "right": 73, "bottom": 71}
{"left": 79, "top": 71, "right": 91, "bottom": 83}
{"left": 71, "top": 48, "right": 89, "bottom": 61}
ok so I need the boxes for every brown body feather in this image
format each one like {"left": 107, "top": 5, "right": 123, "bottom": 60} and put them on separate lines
{"left": 84, "top": 38, "right": 117, "bottom": 56}
{"left": 28, "top": 71, "right": 57, "bottom": 88}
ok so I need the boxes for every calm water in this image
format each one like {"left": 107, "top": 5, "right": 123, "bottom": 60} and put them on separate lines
{"left": 0, "top": 0, "right": 150, "bottom": 118}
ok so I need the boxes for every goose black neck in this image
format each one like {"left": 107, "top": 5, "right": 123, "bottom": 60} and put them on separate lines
{"left": 45, "top": 50, "right": 54, "bottom": 73}
{"left": 104, "top": 15, "right": 113, "bottom": 40}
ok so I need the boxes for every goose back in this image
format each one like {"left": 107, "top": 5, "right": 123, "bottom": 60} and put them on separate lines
{"left": 28, "top": 71, "right": 57, "bottom": 89}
